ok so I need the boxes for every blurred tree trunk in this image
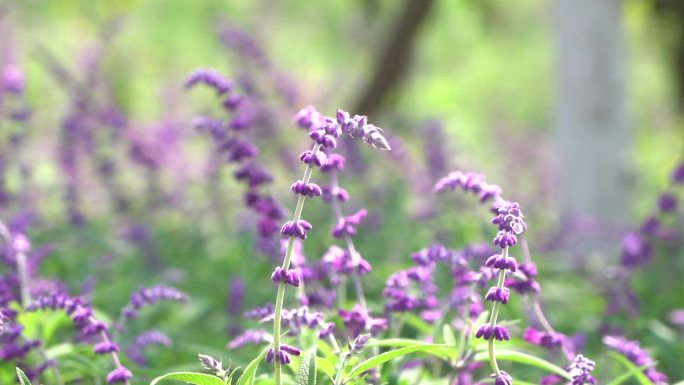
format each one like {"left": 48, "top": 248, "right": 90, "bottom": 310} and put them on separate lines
{"left": 553, "top": 0, "right": 631, "bottom": 221}
{"left": 655, "top": 0, "right": 684, "bottom": 112}
{"left": 354, "top": 0, "right": 435, "bottom": 116}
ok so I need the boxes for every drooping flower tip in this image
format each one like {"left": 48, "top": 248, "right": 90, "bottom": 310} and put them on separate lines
{"left": 567, "top": 354, "right": 597, "bottom": 385}
{"left": 106, "top": 366, "right": 132, "bottom": 384}
{"left": 349, "top": 333, "right": 371, "bottom": 354}
{"left": 198, "top": 354, "right": 223, "bottom": 373}
{"left": 492, "top": 201, "right": 527, "bottom": 235}
{"left": 294, "top": 105, "right": 322, "bottom": 130}
{"left": 184, "top": 68, "right": 233, "bottom": 95}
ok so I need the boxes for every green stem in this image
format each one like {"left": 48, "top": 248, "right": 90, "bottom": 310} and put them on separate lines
{"left": 273, "top": 143, "right": 321, "bottom": 385}
{"left": 486, "top": 247, "right": 509, "bottom": 375}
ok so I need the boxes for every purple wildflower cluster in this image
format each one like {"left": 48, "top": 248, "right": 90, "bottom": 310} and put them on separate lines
{"left": 603, "top": 335, "right": 668, "bottom": 384}
{"left": 435, "top": 170, "right": 602, "bottom": 385}
{"left": 27, "top": 293, "right": 132, "bottom": 384}
{"left": 187, "top": 68, "right": 286, "bottom": 258}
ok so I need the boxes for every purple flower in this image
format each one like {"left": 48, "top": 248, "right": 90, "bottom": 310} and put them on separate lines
{"left": 290, "top": 180, "right": 323, "bottom": 198}
{"left": 120, "top": 285, "right": 189, "bottom": 319}
{"left": 280, "top": 220, "right": 313, "bottom": 240}
{"left": 523, "top": 327, "right": 565, "bottom": 350}
{"left": 185, "top": 68, "right": 233, "bottom": 95}
{"left": 672, "top": 162, "right": 684, "bottom": 183}
{"left": 491, "top": 371, "right": 513, "bottom": 385}
{"left": 228, "top": 329, "right": 270, "bottom": 349}
{"left": 106, "top": 367, "right": 133, "bottom": 384}
{"left": 657, "top": 192, "right": 678, "bottom": 213}
{"left": 2, "top": 65, "right": 25, "bottom": 94}
{"left": 603, "top": 335, "right": 668, "bottom": 385}
{"left": 484, "top": 287, "right": 510, "bottom": 304}
{"left": 567, "top": 354, "right": 597, "bottom": 385}
{"left": 126, "top": 331, "right": 172, "bottom": 366}
{"left": 475, "top": 324, "right": 511, "bottom": 341}
{"left": 331, "top": 209, "right": 367, "bottom": 239}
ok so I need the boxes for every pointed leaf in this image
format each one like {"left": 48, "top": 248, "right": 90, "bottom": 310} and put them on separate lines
{"left": 150, "top": 372, "right": 225, "bottom": 385}
{"left": 236, "top": 346, "right": 270, "bottom": 385}
{"left": 297, "top": 348, "right": 317, "bottom": 385}
{"left": 607, "top": 351, "right": 655, "bottom": 385}
{"left": 16, "top": 368, "right": 32, "bottom": 385}
{"left": 472, "top": 349, "right": 571, "bottom": 380}
{"left": 348, "top": 344, "right": 450, "bottom": 378}
{"left": 443, "top": 324, "right": 457, "bottom": 346}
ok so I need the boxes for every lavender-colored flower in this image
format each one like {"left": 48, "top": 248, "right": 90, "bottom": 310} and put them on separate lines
{"left": 228, "top": 329, "right": 270, "bottom": 349}
{"left": 523, "top": 327, "right": 566, "bottom": 350}
{"left": 185, "top": 68, "right": 233, "bottom": 95}
{"left": 657, "top": 192, "right": 678, "bottom": 213}
{"left": 120, "top": 285, "right": 189, "bottom": 319}
{"left": 1, "top": 65, "right": 25, "bottom": 94}
{"left": 603, "top": 335, "right": 668, "bottom": 385}
{"left": 491, "top": 371, "right": 513, "bottom": 385}
{"left": 126, "top": 331, "right": 172, "bottom": 366}
{"left": 331, "top": 209, "right": 367, "bottom": 239}
{"left": 348, "top": 333, "right": 371, "bottom": 355}
{"left": 567, "top": 354, "right": 597, "bottom": 385}
{"left": 107, "top": 367, "right": 133, "bottom": 384}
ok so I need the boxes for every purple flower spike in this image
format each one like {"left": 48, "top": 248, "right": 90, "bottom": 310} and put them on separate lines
{"left": 280, "top": 220, "right": 313, "bottom": 240}
{"left": 567, "top": 354, "right": 597, "bottom": 385}
{"left": 603, "top": 335, "right": 668, "bottom": 385}
{"left": 485, "top": 253, "right": 517, "bottom": 272}
{"left": 475, "top": 325, "right": 510, "bottom": 341}
{"left": 290, "top": 181, "right": 323, "bottom": 198}
{"left": 94, "top": 341, "right": 120, "bottom": 354}
{"left": 185, "top": 68, "right": 232, "bottom": 95}
{"left": 280, "top": 344, "right": 301, "bottom": 356}
{"left": 322, "top": 186, "right": 350, "bottom": 203}
{"left": 331, "top": 209, "right": 367, "bottom": 239}
{"left": 491, "top": 371, "right": 513, "bottom": 385}
{"left": 485, "top": 287, "right": 510, "bottom": 304}
{"left": 299, "top": 150, "right": 327, "bottom": 168}
{"left": 121, "top": 285, "right": 189, "bottom": 320}
{"left": 321, "top": 154, "right": 345, "bottom": 172}
{"left": 294, "top": 105, "right": 322, "bottom": 129}
{"left": 106, "top": 367, "right": 133, "bottom": 384}
{"left": 493, "top": 231, "right": 517, "bottom": 247}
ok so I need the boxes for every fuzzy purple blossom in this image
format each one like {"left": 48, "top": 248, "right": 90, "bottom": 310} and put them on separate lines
{"left": 120, "top": 285, "right": 188, "bottom": 319}
{"left": 126, "top": 331, "right": 172, "bottom": 366}
{"left": 603, "top": 335, "right": 668, "bottom": 384}
{"left": 185, "top": 68, "right": 233, "bottom": 95}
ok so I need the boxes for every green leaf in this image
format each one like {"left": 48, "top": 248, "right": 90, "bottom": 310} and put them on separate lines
{"left": 472, "top": 349, "right": 571, "bottom": 380}
{"left": 16, "top": 368, "right": 32, "bottom": 385}
{"left": 367, "top": 339, "right": 454, "bottom": 360}
{"left": 606, "top": 363, "right": 655, "bottom": 385}
{"left": 236, "top": 346, "right": 270, "bottom": 385}
{"left": 403, "top": 313, "right": 433, "bottom": 335}
{"left": 348, "top": 344, "right": 451, "bottom": 379}
{"left": 315, "top": 357, "right": 335, "bottom": 380}
{"left": 297, "top": 348, "right": 317, "bottom": 385}
{"left": 442, "top": 324, "right": 457, "bottom": 346}
{"left": 607, "top": 351, "right": 655, "bottom": 385}
{"left": 150, "top": 372, "right": 226, "bottom": 385}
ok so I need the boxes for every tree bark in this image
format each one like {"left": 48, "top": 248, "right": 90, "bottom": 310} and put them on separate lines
{"left": 553, "top": 0, "right": 631, "bottom": 221}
